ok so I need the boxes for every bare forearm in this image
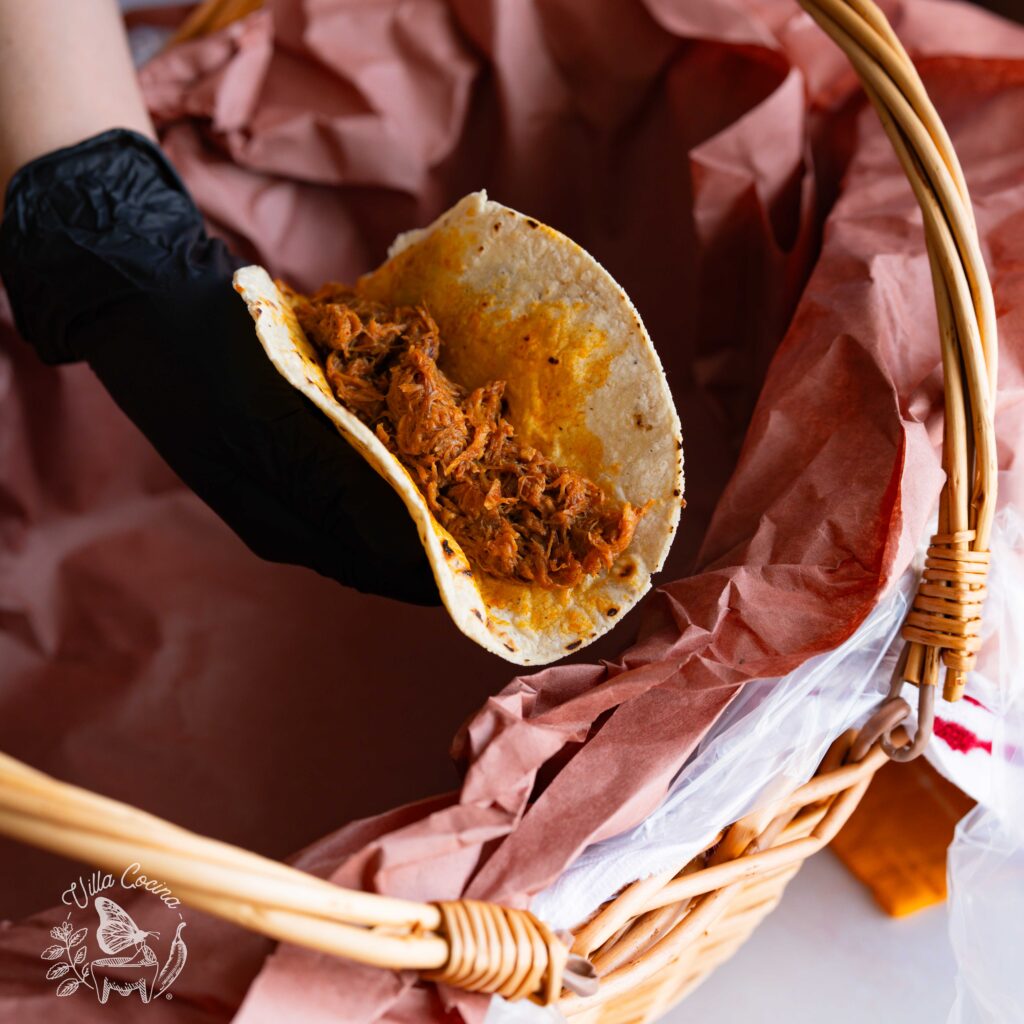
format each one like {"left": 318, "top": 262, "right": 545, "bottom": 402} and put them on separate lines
{"left": 0, "top": 0, "right": 154, "bottom": 195}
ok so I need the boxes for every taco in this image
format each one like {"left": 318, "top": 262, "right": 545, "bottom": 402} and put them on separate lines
{"left": 233, "top": 192, "right": 683, "bottom": 665}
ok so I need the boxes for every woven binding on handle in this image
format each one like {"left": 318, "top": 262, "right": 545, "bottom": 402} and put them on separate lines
{"left": 424, "top": 900, "right": 588, "bottom": 1002}
{"left": 902, "top": 530, "right": 989, "bottom": 673}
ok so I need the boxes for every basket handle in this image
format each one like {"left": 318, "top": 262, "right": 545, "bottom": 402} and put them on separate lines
{"left": 0, "top": 749, "right": 596, "bottom": 1003}
{"left": 797, "top": 0, "right": 998, "bottom": 760}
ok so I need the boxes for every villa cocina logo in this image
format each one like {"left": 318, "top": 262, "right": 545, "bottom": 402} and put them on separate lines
{"left": 41, "top": 865, "right": 187, "bottom": 1004}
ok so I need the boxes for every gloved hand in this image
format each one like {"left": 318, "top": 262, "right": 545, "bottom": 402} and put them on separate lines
{"left": 0, "top": 129, "right": 438, "bottom": 605}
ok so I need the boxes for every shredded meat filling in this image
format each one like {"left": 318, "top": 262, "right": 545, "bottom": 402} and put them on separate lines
{"left": 285, "top": 283, "right": 647, "bottom": 588}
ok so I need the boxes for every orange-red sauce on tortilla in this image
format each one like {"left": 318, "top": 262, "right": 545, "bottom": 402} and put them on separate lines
{"left": 284, "top": 283, "right": 647, "bottom": 589}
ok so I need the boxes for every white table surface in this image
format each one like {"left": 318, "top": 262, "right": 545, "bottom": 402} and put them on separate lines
{"left": 662, "top": 850, "right": 956, "bottom": 1023}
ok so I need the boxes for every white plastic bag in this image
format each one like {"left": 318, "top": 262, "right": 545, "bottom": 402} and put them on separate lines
{"left": 488, "top": 507, "right": 1024, "bottom": 1024}
{"left": 944, "top": 507, "right": 1024, "bottom": 1024}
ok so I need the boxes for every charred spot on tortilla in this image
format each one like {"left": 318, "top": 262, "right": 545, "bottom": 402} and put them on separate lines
{"left": 607, "top": 607, "right": 619, "bottom": 616}
{"left": 442, "top": 539, "right": 455, "bottom": 558}
{"left": 548, "top": 356, "right": 559, "bottom": 364}
{"left": 565, "top": 639, "right": 582, "bottom": 651}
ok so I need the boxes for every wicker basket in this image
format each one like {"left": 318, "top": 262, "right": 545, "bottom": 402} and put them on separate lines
{"left": 0, "top": 1, "right": 997, "bottom": 1021}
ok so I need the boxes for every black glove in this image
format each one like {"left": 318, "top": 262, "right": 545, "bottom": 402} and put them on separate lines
{"left": 0, "top": 129, "right": 438, "bottom": 605}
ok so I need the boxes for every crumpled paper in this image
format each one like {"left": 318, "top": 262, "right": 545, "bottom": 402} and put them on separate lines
{"left": 1, "top": 0, "right": 1022, "bottom": 1022}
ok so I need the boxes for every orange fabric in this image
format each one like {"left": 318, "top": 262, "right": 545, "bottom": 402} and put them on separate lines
{"left": 831, "top": 759, "right": 975, "bottom": 917}
{"left": 169, "top": 0, "right": 263, "bottom": 47}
